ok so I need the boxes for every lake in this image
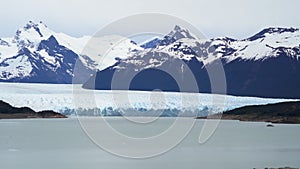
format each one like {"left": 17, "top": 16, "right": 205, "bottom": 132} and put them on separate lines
{"left": 0, "top": 118, "right": 299, "bottom": 169}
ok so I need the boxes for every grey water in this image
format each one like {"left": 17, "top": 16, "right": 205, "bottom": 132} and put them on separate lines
{"left": 0, "top": 118, "right": 299, "bottom": 169}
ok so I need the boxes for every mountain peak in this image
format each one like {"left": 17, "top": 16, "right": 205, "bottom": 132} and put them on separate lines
{"left": 167, "top": 25, "right": 196, "bottom": 40}
{"left": 24, "top": 21, "right": 47, "bottom": 29}
{"left": 174, "top": 25, "right": 184, "bottom": 31}
{"left": 155, "top": 25, "right": 197, "bottom": 47}
{"left": 13, "top": 21, "right": 54, "bottom": 47}
{"left": 17, "top": 21, "right": 50, "bottom": 36}
{"left": 21, "top": 21, "right": 49, "bottom": 37}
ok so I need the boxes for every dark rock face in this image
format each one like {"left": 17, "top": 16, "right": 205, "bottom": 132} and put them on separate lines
{"left": 83, "top": 56, "right": 209, "bottom": 93}
{"left": 0, "top": 100, "right": 66, "bottom": 119}
{"left": 129, "top": 68, "right": 180, "bottom": 92}
{"left": 83, "top": 52, "right": 300, "bottom": 99}
{"left": 223, "top": 55, "right": 300, "bottom": 99}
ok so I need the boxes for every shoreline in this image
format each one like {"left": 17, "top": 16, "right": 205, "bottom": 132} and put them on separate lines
{"left": 0, "top": 100, "right": 66, "bottom": 119}
{"left": 196, "top": 101, "right": 300, "bottom": 124}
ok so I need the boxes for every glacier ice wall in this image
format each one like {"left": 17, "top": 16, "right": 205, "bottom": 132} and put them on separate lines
{"left": 0, "top": 82, "right": 295, "bottom": 117}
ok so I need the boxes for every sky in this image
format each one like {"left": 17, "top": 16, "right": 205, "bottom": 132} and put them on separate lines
{"left": 0, "top": 0, "right": 299, "bottom": 39}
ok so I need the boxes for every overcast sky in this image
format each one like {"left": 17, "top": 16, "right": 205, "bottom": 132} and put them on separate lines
{"left": 0, "top": 0, "right": 299, "bottom": 39}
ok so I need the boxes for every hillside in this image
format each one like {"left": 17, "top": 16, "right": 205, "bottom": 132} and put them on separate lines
{"left": 198, "top": 101, "right": 300, "bottom": 124}
{"left": 0, "top": 100, "right": 66, "bottom": 119}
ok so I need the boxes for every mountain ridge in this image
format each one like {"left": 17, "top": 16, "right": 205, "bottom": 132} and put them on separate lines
{"left": 84, "top": 25, "right": 300, "bottom": 99}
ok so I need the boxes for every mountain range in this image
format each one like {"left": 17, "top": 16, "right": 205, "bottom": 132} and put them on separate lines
{"left": 83, "top": 25, "right": 300, "bottom": 99}
{"left": 1, "top": 21, "right": 300, "bottom": 98}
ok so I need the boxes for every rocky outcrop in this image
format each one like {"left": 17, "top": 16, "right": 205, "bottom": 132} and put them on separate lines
{"left": 0, "top": 100, "right": 66, "bottom": 119}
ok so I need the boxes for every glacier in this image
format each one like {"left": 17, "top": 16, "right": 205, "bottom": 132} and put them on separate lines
{"left": 0, "top": 82, "right": 295, "bottom": 117}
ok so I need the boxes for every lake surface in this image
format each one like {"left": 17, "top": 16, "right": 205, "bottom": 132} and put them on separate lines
{"left": 0, "top": 118, "right": 299, "bottom": 169}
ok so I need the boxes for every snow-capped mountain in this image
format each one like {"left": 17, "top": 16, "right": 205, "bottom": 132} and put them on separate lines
{"left": 84, "top": 25, "right": 300, "bottom": 99}
{"left": 1, "top": 22, "right": 300, "bottom": 98}
{"left": 0, "top": 21, "right": 142, "bottom": 83}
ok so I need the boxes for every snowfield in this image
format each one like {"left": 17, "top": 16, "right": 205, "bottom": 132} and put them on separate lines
{"left": 0, "top": 82, "right": 295, "bottom": 117}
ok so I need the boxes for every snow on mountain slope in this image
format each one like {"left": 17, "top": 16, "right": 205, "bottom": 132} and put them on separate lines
{"left": 81, "top": 35, "right": 143, "bottom": 70}
{"left": 225, "top": 27, "right": 300, "bottom": 61}
{"left": 92, "top": 25, "right": 300, "bottom": 73}
{"left": 10, "top": 21, "right": 88, "bottom": 55}
{"left": 139, "top": 26, "right": 300, "bottom": 65}
{"left": 110, "top": 26, "right": 201, "bottom": 71}
{"left": 11, "top": 21, "right": 142, "bottom": 69}
{"left": 0, "top": 21, "right": 142, "bottom": 82}
{"left": 53, "top": 33, "right": 142, "bottom": 70}
{"left": 0, "top": 54, "right": 33, "bottom": 80}
{"left": 197, "top": 27, "right": 300, "bottom": 63}
{"left": 0, "top": 38, "right": 19, "bottom": 63}
{"left": 0, "top": 21, "right": 92, "bottom": 81}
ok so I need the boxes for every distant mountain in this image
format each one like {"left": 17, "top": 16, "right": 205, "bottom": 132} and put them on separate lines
{"left": 84, "top": 25, "right": 300, "bottom": 99}
{"left": 0, "top": 21, "right": 141, "bottom": 83}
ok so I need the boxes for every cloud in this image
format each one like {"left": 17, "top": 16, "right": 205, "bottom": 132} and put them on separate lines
{"left": 0, "top": 0, "right": 299, "bottom": 38}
